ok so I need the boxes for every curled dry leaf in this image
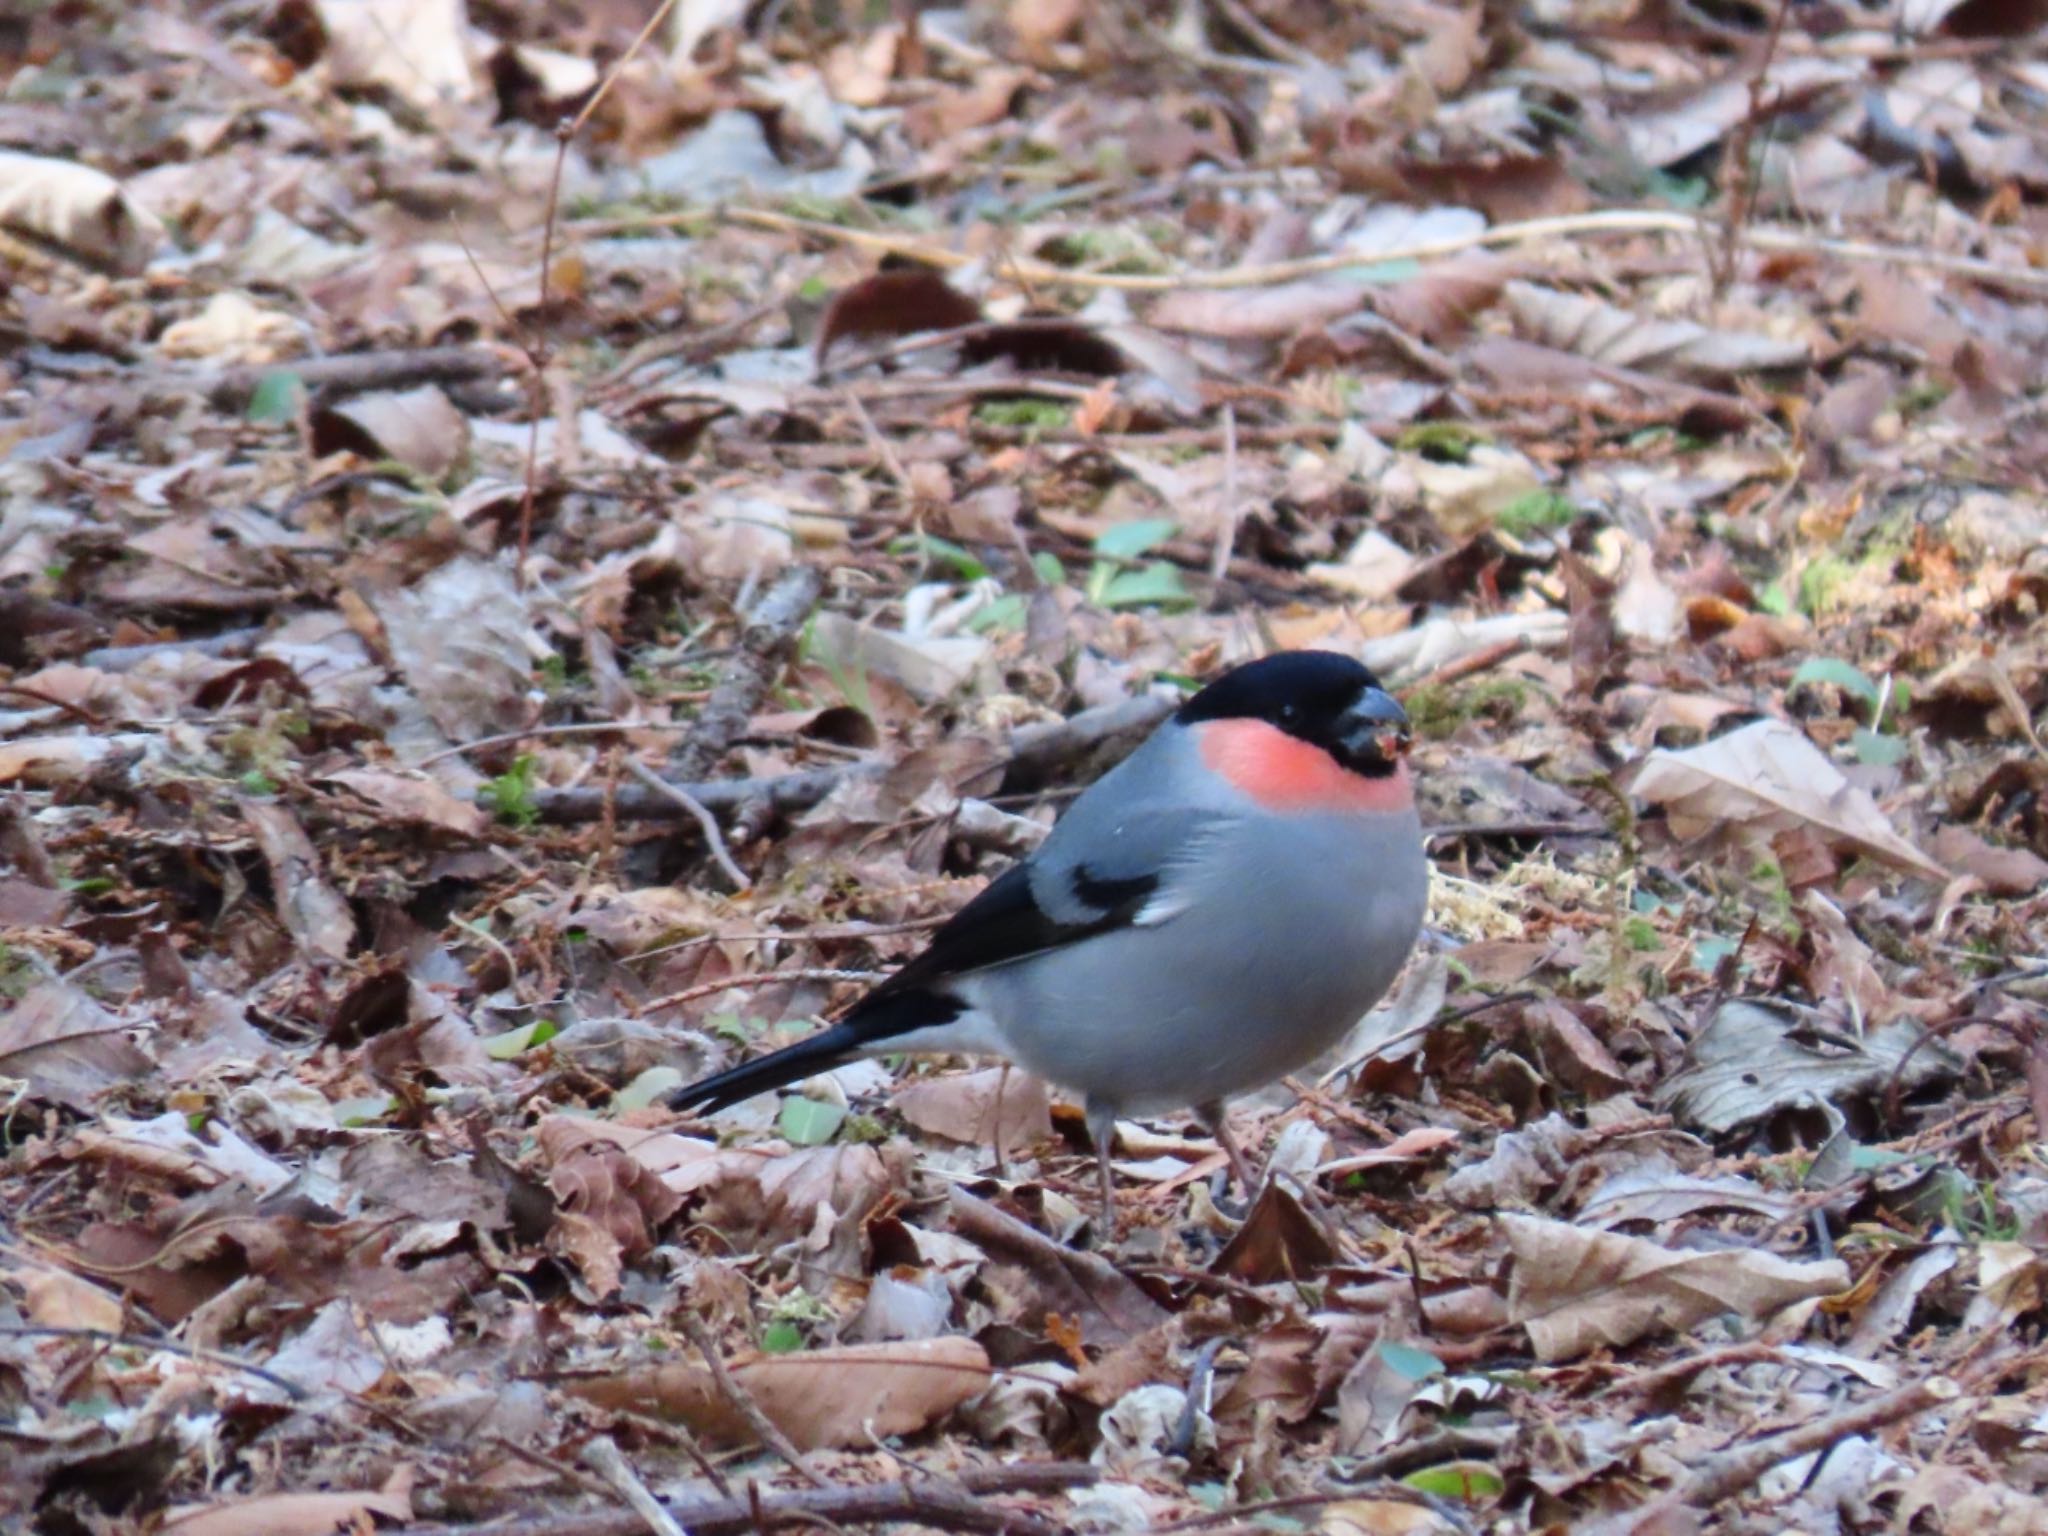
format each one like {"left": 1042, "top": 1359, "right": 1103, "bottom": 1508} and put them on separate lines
{"left": 3, "top": 1265, "right": 125, "bottom": 1333}
{"left": 310, "top": 385, "right": 471, "bottom": 481}
{"left": 538, "top": 1117, "right": 685, "bottom": 1297}
{"left": 1505, "top": 281, "right": 1809, "bottom": 385}
{"left": 158, "top": 292, "right": 307, "bottom": 364}
{"left": 319, "top": 769, "right": 488, "bottom": 837}
{"left": 1629, "top": 718, "right": 1947, "bottom": 880}
{"left": 241, "top": 800, "right": 355, "bottom": 963}
{"left": 312, "top": 0, "right": 478, "bottom": 109}
{"left": 947, "top": 1185, "right": 1170, "bottom": 1345}
{"left": 0, "top": 149, "right": 165, "bottom": 273}
{"left": 161, "top": 1467, "right": 413, "bottom": 1536}
{"left": 815, "top": 266, "right": 983, "bottom": 363}
{"left": 1150, "top": 279, "right": 1366, "bottom": 342}
{"left": 1502, "top": 1212, "right": 1849, "bottom": 1362}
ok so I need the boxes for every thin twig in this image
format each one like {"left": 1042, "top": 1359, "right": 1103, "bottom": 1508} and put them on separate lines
{"left": 1208, "top": 401, "right": 1239, "bottom": 588}
{"left": 534, "top": 692, "right": 1176, "bottom": 825}
{"left": 0, "top": 1324, "right": 306, "bottom": 1400}
{"left": 417, "top": 719, "right": 711, "bottom": 767}
{"left": 640, "top": 968, "right": 881, "bottom": 1015}
{"left": 623, "top": 758, "right": 751, "bottom": 891}
{"left": 1716, "top": 0, "right": 1795, "bottom": 294}
{"left": 839, "top": 386, "right": 914, "bottom": 496}
{"left": 580, "top": 1435, "right": 686, "bottom": 1536}
{"left": 676, "top": 1313, "right": 828, "bottom": 1488}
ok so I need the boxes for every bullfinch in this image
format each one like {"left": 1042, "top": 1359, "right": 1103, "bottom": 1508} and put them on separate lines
{"left": 668, "top": 650, "right": 1427, "bottom": 1224}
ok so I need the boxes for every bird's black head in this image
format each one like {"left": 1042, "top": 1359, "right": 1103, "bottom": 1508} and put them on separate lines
{"left": 1175, "top": 650, "right": 1410, "bottom": 777}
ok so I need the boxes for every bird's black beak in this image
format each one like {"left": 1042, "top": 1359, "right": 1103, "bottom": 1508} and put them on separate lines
{"left": 1339, "top": 687, "right": 1411, "bottom": 760}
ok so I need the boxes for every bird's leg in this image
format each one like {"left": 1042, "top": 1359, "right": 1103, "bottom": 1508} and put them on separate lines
{"left": 1084, "top": 1095, "right": 1120, "bottom": 1235}
{"left": 1196, "top": 1100, "right": 1261, "bottom": 1199}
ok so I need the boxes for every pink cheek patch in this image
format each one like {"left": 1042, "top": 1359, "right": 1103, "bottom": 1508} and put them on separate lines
{"left": 1198, "top": 719, "right": 1414, "bottom": 815}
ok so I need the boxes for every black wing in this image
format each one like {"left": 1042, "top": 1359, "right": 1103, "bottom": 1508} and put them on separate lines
{"left": 856, "top": 858, "right": 1156, "bottom": 1011}
{"left": 669, "top": 809, "right": 1225, "bottom": 1115}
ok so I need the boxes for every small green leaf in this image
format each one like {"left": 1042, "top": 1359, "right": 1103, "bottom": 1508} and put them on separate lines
{"left": 1788, "top": 656, "right": 1879, "bottom": 707}
{"left": 614, "top": 1067, "right": 686, "bottom": 1112}
{"left": 965, "top": 593, "right": 1028, "bottom": 632}
{"left": 1031, "top": 551, "right": 1066, "bottom": 586}
{"left": 1099, "top": 563, "right": 1189, "bottom": 609}
{"left": 482, "top": 1021, "right": 546, "bottom": 1059}
{"left": 1377, "top": 1342, "right": 1445, "bottom": 1381}
{"left": 778, "top": 1096, "right": 846, "bottom": 1147}
{"left": 245, "top": 370, "right": 304, "bottom": 424}
{"left": 333, "top": 1094, "right": 395, "bottom": 1127}
{"left": 1092, "top": 518, "right": 1178, "bottom": 561}
{"left": 1395, "top": 421, "right": 1485, "bottom": 461}
{"left": 889, "top": 532, "right": 988, "bottom": 581}
{"left": 1495, "top": 490, "right": 1577, "bottom": 535}
{"left": 473, "top": 1024, "right": 548, "bottom": 1056}
{"left": 709, "top": 1012, "right": 769, "bottom": 1045}
{"left": 759, "top": 1320, "right": 806, "bottom": 1354}
{"left": 1402, "top": 1461, "right": 1505, "bottom": 1501}
{"left": 478, "top": 755, "right": 541, "bottom": 828}
{"left": 1851, "top": 727, "right": 1908, "bottom": 767}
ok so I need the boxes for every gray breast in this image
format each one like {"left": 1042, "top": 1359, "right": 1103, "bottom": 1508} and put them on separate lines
{"left": 956, "top": 808, "right": 1427, "bottom": 1115}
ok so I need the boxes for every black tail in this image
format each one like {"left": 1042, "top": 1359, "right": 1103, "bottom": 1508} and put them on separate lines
{"left": 666, "top": 1021, "right": 867, "bottom": 1114}
{"left": 665, "top": 986, "right": 966, "bottom": 1115}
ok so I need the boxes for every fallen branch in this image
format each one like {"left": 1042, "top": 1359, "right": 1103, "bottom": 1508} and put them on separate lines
{"left": 532, "top": 692, "right": 1175, "bottom": 825}
{"left": 671, "top": 567, "right": 823, "bottom": 783}
{"left": 202, "top": 345, "right": 517, "bottom": 409}
{"left": 406, "top": 1462, "right": 1097, "bottom": 1536}
{"left": 1605, "top": 1372, "right": 1961, "bottom": 1533}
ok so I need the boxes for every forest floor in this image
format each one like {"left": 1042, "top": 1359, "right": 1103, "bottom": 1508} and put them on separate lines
{"left": 3, "top": 2, "right": 2048, "bottom": 1533}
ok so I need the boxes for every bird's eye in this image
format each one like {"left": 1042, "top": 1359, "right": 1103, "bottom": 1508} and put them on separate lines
{"left": 1280, "top": 703, "right": 1299, "bottom": 723}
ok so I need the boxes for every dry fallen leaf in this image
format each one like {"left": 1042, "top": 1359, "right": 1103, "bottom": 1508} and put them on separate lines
{"left": 162, "top": 1467, "right": 413, "bottom": 1536}
{"left": 310, "top": 386, "right": 472, "bottom": 480}
{"left": 892, "top": 1065, "right": 1053, "bottom": 1151}
{"left": 0, "top": 982, "right": 154, "bottom": 1110}
{"left": 1629, "top": 718, "right": 1947, "bottom": 879}
{"left": 1653, "top": 1000, "right": 1960, "bottom": 1135}
{"left": 570, "top": 1335, "right": 991, "bottom": 1449}
{"left": 241, "top": 800, "right": 355, "bottom": 963}
{"left": 0, "top": 149, "right": 165, "bottom": 272}
{"left": 1502, "top": 1212, "right": 1848, "bottom": 1362}
{"left": 319, "top": 769, "right": 489, "bottom": 837}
